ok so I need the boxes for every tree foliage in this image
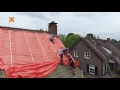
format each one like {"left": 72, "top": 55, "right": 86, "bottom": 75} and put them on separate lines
{"left": 58, "top": 33, "right": 81, "bottom": 49}
{"left": 118, "top": 40, "right": 120, "bottom": 43}
{"left": 58, "top": 34, "right": 67, "bottom": 43}
{"left": 67, "top": 33, "right": 74, "bottom": 37}
{"left": 111, "top": 39, "right": 118, "bottom": 43}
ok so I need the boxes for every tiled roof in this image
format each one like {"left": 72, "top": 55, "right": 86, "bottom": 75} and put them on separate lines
{"left": 82, "top": 38, "right": 111, "bottom": 61}
{"left": 108, "top": 42, "right": 120, "bottom": 63}
{"left": 82, "top": 38, "right": 120, "bottom": 64}
{"left": 116, "top": 43, "right": 120, "bottom": 49}
{"left": 47, "top": 65, "right": 83, "bottom": 78}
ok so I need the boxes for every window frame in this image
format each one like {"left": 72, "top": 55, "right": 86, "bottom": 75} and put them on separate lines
{"left": 74, "top": 51, "right": 78, "bottom": 57}
{"left": 103, "top": 65, "right": 105, "bottom": 75}
{"left": 84, "top": 52, "right": 90, "bottom": 59}
{"left": 89, "top": 64, "right": 95, "bottom": 75}
{"left": 105, "top": 64, "right": 108, "bottom": 72}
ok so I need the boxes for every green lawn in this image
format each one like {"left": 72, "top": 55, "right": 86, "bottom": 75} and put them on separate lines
{"left": 113, "top": 75, "right": 120, "bottom": 78}
{"left": 84, "top": 74, "right": 95, "bottom": 78}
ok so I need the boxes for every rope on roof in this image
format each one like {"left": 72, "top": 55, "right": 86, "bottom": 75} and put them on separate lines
{"left": 24, "top": 31, "right": 34, "bottom": 63}
{"left": 36, "top": 33, "right": 49, "bottom": 61}
{"left": 8, "top": 30, "right": 13, "bottom": 66}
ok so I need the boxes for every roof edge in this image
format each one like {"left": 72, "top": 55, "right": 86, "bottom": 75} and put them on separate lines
{"left": 0, "top": 26, "right": 49, "bottom": 33}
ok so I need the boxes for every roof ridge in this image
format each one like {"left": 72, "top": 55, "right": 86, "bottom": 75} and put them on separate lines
{"left": 95, "top": 39, "right": 111, "bottom": 50}
{"left": 0, "top": 26, "right": 48, "bottom": 33}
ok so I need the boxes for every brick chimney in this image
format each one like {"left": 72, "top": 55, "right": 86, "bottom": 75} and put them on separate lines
{"left": 48, "top": 21, "right": 57, "bottom": 35}
{"left": 107, "top": 38, "right": 110, "bottom": 41}
{"left": 86, "top": 33, "right": 93, "bottom": 39}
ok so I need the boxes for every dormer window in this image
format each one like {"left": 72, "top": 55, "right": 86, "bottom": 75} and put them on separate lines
{"left": 101, "top": 46, "right": 112, "bottom": 55}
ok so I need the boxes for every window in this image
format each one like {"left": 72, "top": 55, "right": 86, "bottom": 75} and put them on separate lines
{"left": 103, "top": 65, "right": 105, "bottom": 74}
{"left": 74, "top": 51, "right": 78, "bottom": 57}
{"left": 89, "top": 64, "right": 95, "bottom": 75}
{"left": 84, "top": 52, "right": 90, "bottom": 59}
{"left": 87, "top": 64, "right": 98, "bottom": 75}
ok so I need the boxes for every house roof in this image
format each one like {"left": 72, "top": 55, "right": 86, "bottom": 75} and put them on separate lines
{"left": 81, "top": 38, "right": 111, "bottom": 61}
{"left": 95, "top": 39, "right": 111, "bottom": 50}
{"left": 111, "top": 42, "right": 120, "bottom": 50}
{"left": 115, "top": 43, "right": 120, "bottom": 49}
{"left": 107, "top": 42, "right": 120, "bottom": 64}
{"left": 71, "top": 36, "right": 120, "bottom": 64}
{"left": 0, "top": 26, "right": 79, "bottom": 78}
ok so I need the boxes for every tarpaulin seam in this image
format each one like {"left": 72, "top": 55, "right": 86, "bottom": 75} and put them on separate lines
{"left": 9, "top": 30, "right": 13, "bottom": 66}
{"left": 55, "top": 38, "right": 62, "bottom": 48}
{"left": 36, "top": 33, "right": 49, "bottom": 61}
{"left": 23, "top": 31, "right": 34, "bottom": 63}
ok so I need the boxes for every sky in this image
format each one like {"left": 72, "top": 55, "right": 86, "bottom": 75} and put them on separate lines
{"left": 0, "top": 12, "right": 120, "bottom": 40}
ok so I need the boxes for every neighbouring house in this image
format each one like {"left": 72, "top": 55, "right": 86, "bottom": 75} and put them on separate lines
{"left": 0, "top": 21, "right": 83, "bottom": 78}
{"left": 115, "top": 43, "right": 120, "bottom": 49}
{"left": 70, "top": 33, "right": 120, "bottom": 78}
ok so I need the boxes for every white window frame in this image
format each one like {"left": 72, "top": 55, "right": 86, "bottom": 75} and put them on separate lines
{"left": 74, "top": 51, "right": 78, "bottom": 57}
{"left": 89, "top": 64, "right": 95, "bottom": 75}
{"left": 84, "top": 52, "right": 90, "bottom": 59}
{"left": 103, "top": 65, "right": 105, "bottom": 74}
{"left": 105, "top": 64, "right": 108, "bottom": 72}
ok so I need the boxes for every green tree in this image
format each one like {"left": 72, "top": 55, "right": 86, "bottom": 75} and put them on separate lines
{"left": 118, "top": 40, "right": 120, "bottom": 43}
{"left": 111, "top": 39, "right": 118, "bottom": 43}
{"left": 59, "top": 33, "right": 81, "bottom": 49}
{"left": 58, "top": 34, "right": 67, "bottom": 43}
{"left": 67, "top": 33, "right": 74, "bottom": 37}
{"left": 93, "top": 35, "right": 96, "bottom": 39}
{"left": 65, "top": 33, "right": 81, "bottom": 49}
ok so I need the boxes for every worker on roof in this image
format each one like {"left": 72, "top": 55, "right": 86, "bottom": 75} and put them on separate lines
{"left": 67, "top": 55, "right": 75, "bottom": 76}
{"left": 63, "top": 47, "right": 69, "bottom": 57}
{"left": 57, "top": 47, "right": 63, "bottom": 65}
{"left": 49, "top": 33, "right": 55, "bottom": 44}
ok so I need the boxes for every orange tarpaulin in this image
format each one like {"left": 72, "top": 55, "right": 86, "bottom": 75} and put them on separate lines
{"left": 0, "top": 28, "right": 78, "bottom": 78}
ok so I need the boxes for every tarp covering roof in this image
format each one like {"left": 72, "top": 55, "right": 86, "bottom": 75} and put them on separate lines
{"left": 0, "top": 28, "right": 78, "bottom": 78}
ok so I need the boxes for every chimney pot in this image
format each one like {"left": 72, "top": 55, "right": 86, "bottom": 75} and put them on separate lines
{"left": 107, "top": 38, "right": 110, "bottom": 41}
{"left": 87, "top": 33, "right": 93, "bottom": 39}
{"left": 48, "top": 21, "right": 58, "bottom": 35}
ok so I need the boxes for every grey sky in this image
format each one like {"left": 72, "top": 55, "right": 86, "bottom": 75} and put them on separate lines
{"left": 0, "top": 12, "right": 120, "bottom": 40}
